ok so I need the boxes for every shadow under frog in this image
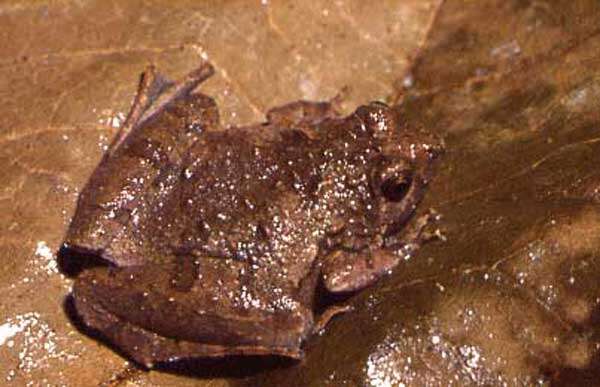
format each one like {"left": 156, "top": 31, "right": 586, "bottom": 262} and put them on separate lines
{"left": 60, "top": 62, "right": 443, "bottom": 368}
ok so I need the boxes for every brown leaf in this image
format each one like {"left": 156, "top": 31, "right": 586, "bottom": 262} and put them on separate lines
{"left": 0, "top": 0, "right": 438, "bottom": 386}
{"left": 6, "top": 0, "right": 600, "bottom": 386}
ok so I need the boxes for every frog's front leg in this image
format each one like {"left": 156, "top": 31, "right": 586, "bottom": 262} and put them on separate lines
{"left": 73, "top": 258, "right": 314, "bottom": 367}
{"left": 321, "top": 212, "right": 436, "bottom": 294}
{"left": 265, "top": 91, "right": 346, "bottom": 127}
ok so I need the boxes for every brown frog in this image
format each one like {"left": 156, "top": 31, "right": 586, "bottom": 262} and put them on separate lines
{"left": 63, "top": 62, "right": 443, "bottom": 368}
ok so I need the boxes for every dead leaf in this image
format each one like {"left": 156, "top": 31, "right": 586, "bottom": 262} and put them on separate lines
{"left": 0, "top": 0, "right": 439, "bottom": 386}
{"left": 4, "top": 0, "right": 600, "bottom": 386}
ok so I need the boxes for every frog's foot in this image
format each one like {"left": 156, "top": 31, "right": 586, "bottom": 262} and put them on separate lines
{"left": 321, "top": 210, "right": 442, "bottom": 294}
{"left": 108, "top": 62, "right": 214, "bottom": 154}
{"left": 108, "top": 65, "right": 169, "bottom": 153}
{"left": 385, "top": 208, "right": 444, "bottom": 250}
{"left": 72, "top": 261, "right": 312, "bottom": 367}
{"left": 137, "top": 63, "right": 214, "bottom": 129}
{"left": 313, "top": 304, "right": 354, "bottom": 334}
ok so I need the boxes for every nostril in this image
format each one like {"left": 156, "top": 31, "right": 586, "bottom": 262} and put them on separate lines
{"left": 381, "top": 176, "right": 411, "bottom": 202}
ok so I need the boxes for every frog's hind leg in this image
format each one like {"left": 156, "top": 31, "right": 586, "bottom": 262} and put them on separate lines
{"left": 107, "top": 65, "right": 170, "bottom": 153}
{"left": 137, "top": 63, "right": 215, "bottom": 130}
{"left": 72, "top": 260, "right": 313, "bottom": 367}
{"left": 108, "top": 62, "right": 214, "bottom": 154}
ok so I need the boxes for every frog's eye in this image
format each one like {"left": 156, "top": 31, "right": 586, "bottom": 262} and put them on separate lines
{"left": 381, "top": 174, "right": 412, "bottom": 202}
{"left": 372, "top": 159, "right": 413, "bottom": 203}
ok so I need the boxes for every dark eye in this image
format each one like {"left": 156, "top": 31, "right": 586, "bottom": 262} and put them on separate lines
{"left": 381, "top": 175, "right": 412, "bottom": 202}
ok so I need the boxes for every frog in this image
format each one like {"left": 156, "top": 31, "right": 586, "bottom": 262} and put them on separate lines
{"left": 62, "top": 62, "right": 443, "bottom": 368}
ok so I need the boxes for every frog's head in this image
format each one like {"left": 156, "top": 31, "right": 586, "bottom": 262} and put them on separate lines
{"left": 354, "top": 102, "right": 443, "bottom": 240}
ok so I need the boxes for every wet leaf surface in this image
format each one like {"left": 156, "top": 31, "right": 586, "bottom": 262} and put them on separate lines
{"left": 0, "top": 1, "right": 438, "bottom": 386}
{"left": 1, "top": 0, "right": 600, "bottom": 386}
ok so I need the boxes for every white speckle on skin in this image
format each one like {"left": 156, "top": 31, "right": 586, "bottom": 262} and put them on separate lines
{"left": 459, "top": 344, "right": 482, "bottom": 369}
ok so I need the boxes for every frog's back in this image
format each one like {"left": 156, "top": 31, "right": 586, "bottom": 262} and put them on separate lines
{"left": 176, "top": 126, "right": 328, "bottom": 288}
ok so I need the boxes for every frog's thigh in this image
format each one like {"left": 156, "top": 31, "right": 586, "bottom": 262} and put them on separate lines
{"left": 321, "top": 249, "right": 401, "bottom": 294}
{"left": 73, "top": 261, "right": 311, "bottom": 366}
